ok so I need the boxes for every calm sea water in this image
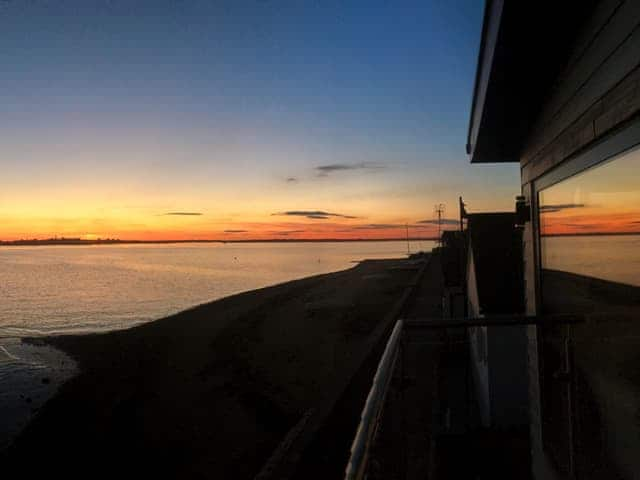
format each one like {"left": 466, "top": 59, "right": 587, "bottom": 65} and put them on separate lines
{"left": 2, "top": 235, "right": 635, "bottom": 340}
{"left": 0, "top": 241, "right": 432, "bottom": 339}
{"left": 0, "top": 240, "right": 434, "bottom": 447}
{"left": 542, "top": 234, "right": 640, "bottom": 287}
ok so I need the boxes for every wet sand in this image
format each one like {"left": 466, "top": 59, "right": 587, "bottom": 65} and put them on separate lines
{"left": 0, "top": 339, "right": 77, "bottom": 450}
{"left": 2, "top": 258, "right": 424, "bottom": 479}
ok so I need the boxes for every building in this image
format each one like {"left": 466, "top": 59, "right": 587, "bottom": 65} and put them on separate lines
{"left": 468, "top": 1, "right": 640, "bottom": 478}
{"left": 465, "top": 212, "right": 526, "bottom": 429}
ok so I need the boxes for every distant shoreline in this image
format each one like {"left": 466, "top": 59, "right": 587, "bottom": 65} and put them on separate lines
{"left": 4, "top": 231, "right": 639, "bottom": 246}
{"left": 0, "top": 237, "right": 438, "bottom": 247}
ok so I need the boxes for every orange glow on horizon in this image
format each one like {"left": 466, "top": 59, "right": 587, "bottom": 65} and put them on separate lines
{"left": 540, "top": 211, "right": 640, "bottom": 236}
{"left": 0, "top": 184, "right": 465, "bottom": 241}
{"left": 539, "top": 146, "right": 640, "bottom": 236}
{"left": 0, "top": 217, "right": 453, "bottom": 242}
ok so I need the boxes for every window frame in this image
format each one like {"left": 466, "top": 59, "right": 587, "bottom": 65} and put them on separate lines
{"left": 533, "top": 118, "right": 640, "bottom": 309}
{"left": 531, "top": 117, "right": 640, "bottom": 474}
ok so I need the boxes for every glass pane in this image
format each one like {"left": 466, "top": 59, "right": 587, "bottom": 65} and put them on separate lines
{"left": 539, "top": 146, "right": 640, "bottom": 313}
{"left": 538, "top": 146, "right": 640, "bottom": 478}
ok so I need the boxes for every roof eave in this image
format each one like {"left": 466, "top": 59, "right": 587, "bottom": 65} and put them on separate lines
{"left": 466, "top": 0, "right": 507, "bottom": 163}
{"left": 465, "top": 1, "right": 597, "bottom": 165}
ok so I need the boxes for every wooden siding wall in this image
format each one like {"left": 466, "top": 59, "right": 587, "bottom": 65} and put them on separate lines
{"left": 521, "top": 0, "right": 640, "bottom": 185}
{"left": 521, "top": 4, "right": 640, "bottom": 478}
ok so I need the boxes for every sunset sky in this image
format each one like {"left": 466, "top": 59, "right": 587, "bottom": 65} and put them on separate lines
{"left": 1, "top": 0, "right": 521, "bottom": 241}
{"left": 540, "top": 146, "right": 640, "bottom": 236}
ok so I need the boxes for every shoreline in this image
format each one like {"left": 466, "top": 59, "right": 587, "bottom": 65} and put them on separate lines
{"left": 2, "top": 256, "right": 428, "bottom": 478}
{"left": 0, "top": 338, "right": 77, "bottom": 451}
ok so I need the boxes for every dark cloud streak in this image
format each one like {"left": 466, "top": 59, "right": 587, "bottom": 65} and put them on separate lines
{"left": 273, "top": 210, "right": 358, "bottom": 220}
{"left": 540, "top": 203, "right": 586, "bottom": 213}
{"left": 351, "top": 224, "right": 402, "bottom": 230}
{"left": 417, "top": 218, "right": 460, "bottom": 225}
{"left": 315, "top": 162, "right": 385, "bottom": 177}
{"left": 272, "top": 230, "right": 306, "bottom": 235}
{"left": 162, "top": 212, "right": 203, "bottom": 216}
{"left": 560, "top": 223, "right": 599, "bottom": 229}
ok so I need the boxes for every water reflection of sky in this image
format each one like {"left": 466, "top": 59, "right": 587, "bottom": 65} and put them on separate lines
{"left": 0, "top": 241, "right": 427, "bottom": 338}
{"left": 540, "top": 146, "right": 640, "bottom": 236}
{"left": 541, "top": 235, "right": 640, "bottom": 287}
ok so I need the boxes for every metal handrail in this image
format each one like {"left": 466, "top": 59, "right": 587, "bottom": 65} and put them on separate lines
{"left": 344, "top": 319, "right": 404, "bottom": 480}
{"left": 343, "top": 313, "right": 585, "bottom": 479}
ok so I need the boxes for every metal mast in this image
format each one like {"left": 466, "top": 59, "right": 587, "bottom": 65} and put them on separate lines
{"left": 434, "top": 204, "right": 445, "bottom": 245}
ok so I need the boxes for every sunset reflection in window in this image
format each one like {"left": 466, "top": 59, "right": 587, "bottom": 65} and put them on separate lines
{"left": 539, "top": 146, "right": 640, "bottom": 288}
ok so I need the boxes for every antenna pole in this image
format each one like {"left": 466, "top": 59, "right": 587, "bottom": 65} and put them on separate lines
{"left": 434, "top": 203, "right": 445, "bottom": 246}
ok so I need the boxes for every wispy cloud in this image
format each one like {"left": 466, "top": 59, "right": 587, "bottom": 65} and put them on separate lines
{"left": 417, "top": 218, "right": 460, "bottom": 225}
{"left": 561, "top": 223, "right": 599, "bottom": 229}
{"left": 224, "top": 229, "right": 248, "bottom": 233}
{"left": 540, "top": 203, "right": 586, "bottom": 213}
{"left": 272, "top": 230, "right": 306, "bottom": 236}
{"left": 272, "top": 210, "right": 358, "bottom": 220}
{"left": 285, "top": 177, "right": 298, "bottom": 183}
{"left": 335, "top": 223, "right": 441, "bottom": 233}
{"left": 337, "top": 222, "right": 451, "bottom": 232}
{"left": 162, "top": 212, "right": 203, "bottom": 216}
{"left": 315, "top": 162, "right": 385, "bottom": 177}
{"left": 351, "top": 223, "right": 403, "bottom": 230}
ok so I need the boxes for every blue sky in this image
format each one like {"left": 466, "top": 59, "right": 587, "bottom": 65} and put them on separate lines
{"left": 0, "top": 0, "right": 520, "bottom": 240}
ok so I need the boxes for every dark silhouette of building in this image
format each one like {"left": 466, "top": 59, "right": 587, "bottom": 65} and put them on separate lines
{"left": 468, "top": 1, "right": 640, "bottom": 478}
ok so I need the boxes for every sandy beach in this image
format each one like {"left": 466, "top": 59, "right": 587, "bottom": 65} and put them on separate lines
{"left": 2, "top": 257, "right": 426, "bottom": 479}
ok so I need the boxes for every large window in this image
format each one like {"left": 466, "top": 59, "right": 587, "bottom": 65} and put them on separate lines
{"left": 539, "top": 145, "right": 640, "bottom": 313}
{"left": 536, "top": 143, "right": 640, "bottom": 478}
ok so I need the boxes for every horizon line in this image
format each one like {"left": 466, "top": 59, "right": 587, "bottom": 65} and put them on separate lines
{"left": 0, "top": 237, "right": 442, "bottom": 246}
